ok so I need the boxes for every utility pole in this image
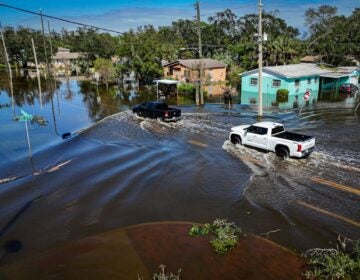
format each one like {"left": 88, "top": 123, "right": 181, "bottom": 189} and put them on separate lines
{"left": 258, "top": 0, "right": 263, "bottom": 117}
{"left": 195, "top": 1, "right": 204, "bottom": 106}
{"left": 31, "top": 38, "right": 43, "bottom": 109}
{"left": 40, "top": 9, "right": 49, "bottom": 78}
{"left": 0, "top": 21, "right": 14, "bottom": 114}
{"left": 47, "top": 21, "right": 53, "bottom": 63}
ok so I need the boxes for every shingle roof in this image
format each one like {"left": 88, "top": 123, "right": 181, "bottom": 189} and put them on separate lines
{"left": 300, "top": 55, "right": 322, "bottom": 63}
{"left": 164, "top": 59, "right": 227, "bottom": 69}
{"left": 336, "top": 66, "right": 358, "bottom": 74}
{"left": 57, "top": 47, "right": 70, "bottom": 52}
{"left": 52, "top": 52, "right": 82, "bottom": 60}
{"left": 240, "top": 64, "right": 334, "bottom": 78}
{"left": 264, "top": 64, "right": 331, "bottom": 78}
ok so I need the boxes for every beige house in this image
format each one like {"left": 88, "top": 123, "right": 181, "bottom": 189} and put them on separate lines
{"left": 52, "top": 47, "right": 84, "bottom": 76}
{"left": 163, "top": 59, "right": 227, "bottom": 83}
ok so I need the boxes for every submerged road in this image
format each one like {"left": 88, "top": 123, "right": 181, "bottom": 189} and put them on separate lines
{"left": 0, "top": 106, "right": 359, "bottom": 270}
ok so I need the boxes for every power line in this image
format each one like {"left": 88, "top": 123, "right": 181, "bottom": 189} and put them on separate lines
{"left": 0, "top": 3, "right": 124, "bottom": 34}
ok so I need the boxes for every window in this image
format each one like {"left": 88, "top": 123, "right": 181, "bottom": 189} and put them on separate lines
{"left": 257, "top": 127, "right": 268, "bottom": 135}
{"left": 272, "top": 79, "right": 281, "bottom": 87}
{"left": 271, "top": 126, "right": 284, "bottom": 135}
{"left": 247, "top": 126, "right": 268, "bottom": 135}
{"left": 295, "top": 79, "right": 300, "bottom": 87}
{"left": 184, "top": 70, "right": 190, "bottom": 77}
{"left": 250, "top": 78, "right": 258, "bottom": 86}
{"left": 247, "top": 126, "right": 257, "bottom": 133}
{"left": 314, "top": 77, "right": 318, "bottom": 83}
{"left": 307, "top": 78, "right": 311, "bottom": 84}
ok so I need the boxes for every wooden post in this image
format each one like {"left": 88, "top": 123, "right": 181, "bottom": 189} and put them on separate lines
{"left": 40, "top": 9, "right": 49, "bottom": 78}
{"left": 31, "top": 38, "right": 43, "bottom": 109}
{"left": 258, "top": 0, "right": 263, "bottom": 117}
{"left": 24, "top": 120, "right": 35, "bottom": 174}
{"left": 0, "top": 22, "right": 15, "bottom": 114}
{"left": 156, "top": 81, "right": 159, "bottom": 102}
{"left": 196, "top": 1, "right": 204, "bottom": 106}
{"left": 47, "top": 20, "right": 53, "bottom": 76}
{"left": 25, "top": 120, "right": 33, "bottom": 159}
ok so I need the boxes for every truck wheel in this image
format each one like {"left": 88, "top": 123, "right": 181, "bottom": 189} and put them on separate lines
{"left": 276, "top": 146, "right": 289, "bottom": 160}
{"left": 231, "top": 135, "right": 242, "bottom": 145}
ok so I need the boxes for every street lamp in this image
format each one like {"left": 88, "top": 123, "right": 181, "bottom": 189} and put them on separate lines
{"left": 178, "top": 47, "right": 203, "bottom": 107}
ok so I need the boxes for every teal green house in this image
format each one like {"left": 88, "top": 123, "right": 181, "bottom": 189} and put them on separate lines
{"left": 239, "top": 64, "right": 359, "bottom": 108}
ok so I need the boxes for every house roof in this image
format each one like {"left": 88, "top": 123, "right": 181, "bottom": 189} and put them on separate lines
{"left": 336, "top": 66, "right": 358, "bottom": 74}
{"left": 164, "top": 59, "right": 227, "bottom": 70}
{"left": 57, "top": 47, "right": 70, "bottom": 53}
{"left": 240, "top": 64, "right": 335, "bottom": 79}
{"left": 300, "top": 55, "right": 322, "bottom": 63}
{"left": 319, "top": 73, "right": 350, "bottom": 78}
{"left": 154, "top": 79, "right": 179, "bottom": 85}
{"left": 52, "top": 52, "right": 83, "bottom": 60}
{"left": 161, "top": 59, "right": 169, "bottom": 67}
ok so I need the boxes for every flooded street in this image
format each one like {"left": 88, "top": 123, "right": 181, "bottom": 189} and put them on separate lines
{"left": 0, "top": 76, "right": 359, "bottom": 278}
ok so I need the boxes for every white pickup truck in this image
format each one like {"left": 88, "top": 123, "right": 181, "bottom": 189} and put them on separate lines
{"left": 229, "top": 122, "right": 315, "bottom": 159}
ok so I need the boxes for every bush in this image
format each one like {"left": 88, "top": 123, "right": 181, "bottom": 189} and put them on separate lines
{"left": 177, "top": 83, "right": 196, "bottom": 95}
{"left": 302, "top": 237, "right": 360, "bottom": 280}
{"left": 276, "top": 89, "right": 289, "bottom": 103}
{"left": 189, "top": 219, "right": 241, "bottom": 254}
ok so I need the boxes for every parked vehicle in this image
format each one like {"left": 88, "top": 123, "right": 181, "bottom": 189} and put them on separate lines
{"left": 229, "top": 122, "right": 315, "bottom": 159}
{"left": 339, "top": 83, "right": 358, "bottom": 95}
{"left": 132, "top": 101, "right": 181, "bottom": 122}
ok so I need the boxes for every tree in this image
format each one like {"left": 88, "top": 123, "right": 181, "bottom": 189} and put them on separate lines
{"left": 305, "top": 5, "right": 337, "bottom": 34}
{"left": 305, "top": 6, "right": 359, "bottom": 65}
{"left": 94, "top": 58, "right": 115, "bottom": 89}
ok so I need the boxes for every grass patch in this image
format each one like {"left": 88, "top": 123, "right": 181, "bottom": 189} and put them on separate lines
{"left": 302, "top": 236, "right": 360, "bottom": 279}
{"left": 189, "top": 219, "right": 241, "bottom": 254}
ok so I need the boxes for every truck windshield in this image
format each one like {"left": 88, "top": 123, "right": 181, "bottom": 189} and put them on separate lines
{"left": 271, "top": 126, "right": 284, "bottom": 135}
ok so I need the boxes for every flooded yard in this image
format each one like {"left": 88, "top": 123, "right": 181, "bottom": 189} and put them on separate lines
{"left": 0, "top": 74, "right": 359, "bottom": 278}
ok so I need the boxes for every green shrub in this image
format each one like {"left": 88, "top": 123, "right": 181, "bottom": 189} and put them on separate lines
{"left": 303, "top": 238, "right": 360, "bottom": 280}
{"left": 276, "top": 89, "right": 289, "bottom": 103}
{"left": 189, "top": 219, "right": 241, "bottom": 254}
{"left": 177, "top": 83, "right": 196, "bottom": 95}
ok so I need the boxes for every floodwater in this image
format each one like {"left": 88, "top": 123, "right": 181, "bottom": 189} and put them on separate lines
{"left": 0, "top": 74, "right": 359, "bottom": 278}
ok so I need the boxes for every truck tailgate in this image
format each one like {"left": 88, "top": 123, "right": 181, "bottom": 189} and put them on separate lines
{"left": 302, "top": 137, "right": 315, "bottom": 150}
{"left": 169, "top": 110, "right": 181, "bottom": 117}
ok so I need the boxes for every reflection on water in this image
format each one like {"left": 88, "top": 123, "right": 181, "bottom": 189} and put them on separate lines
{"left": 0, "top": 71, "right": 242, "bottom": 162}
{"left": 0, "top": 74, "right": 169, "bottom": 161}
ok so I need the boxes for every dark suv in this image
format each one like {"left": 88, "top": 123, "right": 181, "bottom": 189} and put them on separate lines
{"left": 339, "top": 83, "right": 358, "bottom": 95}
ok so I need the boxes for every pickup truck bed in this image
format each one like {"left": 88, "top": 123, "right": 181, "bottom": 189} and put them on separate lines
{"left": 272, "top": 131, "right": 313, "bottom": 142}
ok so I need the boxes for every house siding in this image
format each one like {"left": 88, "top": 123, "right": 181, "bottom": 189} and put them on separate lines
{"left": 241, "top": 72, "right": 319, "bottom": 108}
{"left": 163, "top": 64, "right": 226, "bottom": 83}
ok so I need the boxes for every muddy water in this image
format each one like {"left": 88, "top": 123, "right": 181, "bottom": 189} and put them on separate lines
{"left": 0, "top": 75, "right": 359, "bottom": 277}
{"left": 1, "top": 107, "right": 359, "bottom": 257}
